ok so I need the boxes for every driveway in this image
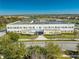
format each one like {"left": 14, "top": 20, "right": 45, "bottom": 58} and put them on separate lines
{"left": 23, "top": 41, "right": 79, "bottom": 51}
{"left": 35, "top": 35, "right": 47, "bottom": 40}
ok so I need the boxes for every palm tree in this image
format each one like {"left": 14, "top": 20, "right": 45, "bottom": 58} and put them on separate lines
{"left": 76, "top": 43, "right": 79, "bottom": 58}
{"left": 27, "top": 46, "right": 47, "bottom": 59}
{"left": 46, "top": 43, "right": 62, "bottom": 59}
{"left": 77, "top": 43, "right": 79, "bottom": 50}
{"left": 27, "top": 43, "right": 62, "bottom": 59}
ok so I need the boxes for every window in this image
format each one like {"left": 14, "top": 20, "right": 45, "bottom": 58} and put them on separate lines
{"left": 48, "top": 26, "right": 50, "bottom": 28}
{"left": 44, "top": 27, "right": 47, "bottom": 29}
{"left": 69, "top": 26, "right": 73, "bottom": 28}
{"left": 52, "top": 27, "right": 54, "bottom": 28}
{"left": 20, "top": 27, "right": 22, "bottom": 29}
{"left": 39, "top": 26, "right": 41, "bottom": 29}
{"left": 33, "top": 26, "right": 35, "bottom": 29}
{"left": 55, "top": 26, "right": 57, "bottom": 28}
{"left": 14, "top": 27, "right": 17, "bottom": 29}
{"left": 24, "top": 27, "right": 26, "bottom": 29}
{"left": 16, "top": 27, "right": 19, "bottom": 29}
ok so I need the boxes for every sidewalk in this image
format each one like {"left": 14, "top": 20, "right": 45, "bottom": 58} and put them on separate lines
{"left": 35, "top": 35, "right": 47, "bottom": 40}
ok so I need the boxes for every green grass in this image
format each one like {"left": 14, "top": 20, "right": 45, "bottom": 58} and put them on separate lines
{"left": 18, "top": 39, "right": 77, "bottom": 42}
{"left": 44, "top": 33, "right": 79, "bottom": 39}
{"left": 19, "top": 34, "right": 38, "bottom": 39}
{"left": 18, "top": 33, "right": 79, "bottom": 42}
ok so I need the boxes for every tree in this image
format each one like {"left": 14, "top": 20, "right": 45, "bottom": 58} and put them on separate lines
{"left": 0, "top": 34, "right": 26, "bottom": 59}
{"left": 46, "top": 43, "right": 62, "bottom": 59}
{"left": 27, "top": 46, "right": 47, "bottom": 59}
{"left": 76, "top": 44, "right": 79, "bottom": 59}
{"left": 77, "top": 43, "right": 79, "bottom": 51}
{"left": 8, "top": 32, "right": 19, "bottom": 42}
{"left": 26, "top": 43, "right": 63, "bottom": 59}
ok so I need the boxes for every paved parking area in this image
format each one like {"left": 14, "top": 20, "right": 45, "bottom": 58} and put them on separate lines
{"left": 0, "top": 31, "right": 6, "bottom": 37}
{"left": 23, "top": 41, "right": 79, "bottom": 51}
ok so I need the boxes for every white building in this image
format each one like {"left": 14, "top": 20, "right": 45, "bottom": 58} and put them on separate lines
{"left": 6, "top": 20, "right": 75, "bottom": 35}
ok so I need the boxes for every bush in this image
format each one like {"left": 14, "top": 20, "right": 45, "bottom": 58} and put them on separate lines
{"left": 8, "top": 32, "right": 19, "bottom": 42}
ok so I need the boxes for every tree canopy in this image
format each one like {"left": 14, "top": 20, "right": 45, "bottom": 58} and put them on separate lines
{"left": 0, "top": 34, "right": 26, "bottom": 59}
{"left": 7, "top": 32, "right": 20, "bottom": 42}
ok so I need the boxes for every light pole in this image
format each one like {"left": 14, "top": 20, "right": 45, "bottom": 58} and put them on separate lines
{"left": 0, "top": 55, "right": 4, "bottom": 59}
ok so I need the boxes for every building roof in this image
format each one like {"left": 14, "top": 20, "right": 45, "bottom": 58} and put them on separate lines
{"left": 8, "top": 20, "right": 74, "bottom": 25}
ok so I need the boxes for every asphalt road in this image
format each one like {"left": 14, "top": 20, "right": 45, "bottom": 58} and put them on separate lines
{"left": 23, "top": 41, "right": 79, "bottom": 51}
{"left": 23, "top": 35, "right": 79, "bottom": 51}
{"left": 53, "top": 41, "right": 79, "bottom": 51}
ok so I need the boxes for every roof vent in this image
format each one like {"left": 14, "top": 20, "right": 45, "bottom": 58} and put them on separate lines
{"left": 30, "top": 20, "right": 34, "bottom": 23}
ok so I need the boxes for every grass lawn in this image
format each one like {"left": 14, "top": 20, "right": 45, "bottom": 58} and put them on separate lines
{"left": 18, "top": 39, "right": 77, "bottom": 42}
{"left": 44, "top": 33, "right": 79, "bottom": 39}
{"left": 19, "top": 34, "right": 38, "bottom": 39}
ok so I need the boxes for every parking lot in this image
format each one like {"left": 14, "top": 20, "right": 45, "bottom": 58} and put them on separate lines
{"left": 0, "top": 30, "right": 6, "bottom": 37}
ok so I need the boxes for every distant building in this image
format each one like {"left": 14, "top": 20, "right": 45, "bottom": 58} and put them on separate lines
{"left": 6, "top": 20, "right": 75, "bottom": 35}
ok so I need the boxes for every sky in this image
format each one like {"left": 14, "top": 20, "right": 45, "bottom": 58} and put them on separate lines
{"left": 0, "top": 0, "right": 79, "bottom": 15}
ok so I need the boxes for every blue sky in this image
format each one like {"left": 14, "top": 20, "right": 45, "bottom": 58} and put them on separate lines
{"left": 0, "top": 0, "right": 79, "bottom": 15}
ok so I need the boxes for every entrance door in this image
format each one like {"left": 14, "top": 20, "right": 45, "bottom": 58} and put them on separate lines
{"left": 38, "top": 31, "right": 43, "bottom": 35}
{"left": 35, "top": 31, "right": 44, "bottom": 35}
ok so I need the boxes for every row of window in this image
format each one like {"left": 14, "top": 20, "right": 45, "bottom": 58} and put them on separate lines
{"left": 7, "top": 26, "right": 74, "bottom": 29}
{"left": 8, "top": 30, "right": 74, "bottom": 33}
{"left": 8, "top": 31, "right": 21, "bottom": 33}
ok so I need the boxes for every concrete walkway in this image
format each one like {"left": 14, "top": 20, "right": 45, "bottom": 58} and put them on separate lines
{"left": 35, "top": 35, "right": 47, "bottom": 40}
{"left": 19, "top": 35, "right": 48, "bottom": 41}
{"left": 0, "top": 31, "right": 6, "bottom": 37}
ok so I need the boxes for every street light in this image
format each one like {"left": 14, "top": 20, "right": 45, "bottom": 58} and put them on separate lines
{"left": 0, "top": 55, "right": 4, "bottom": 59}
